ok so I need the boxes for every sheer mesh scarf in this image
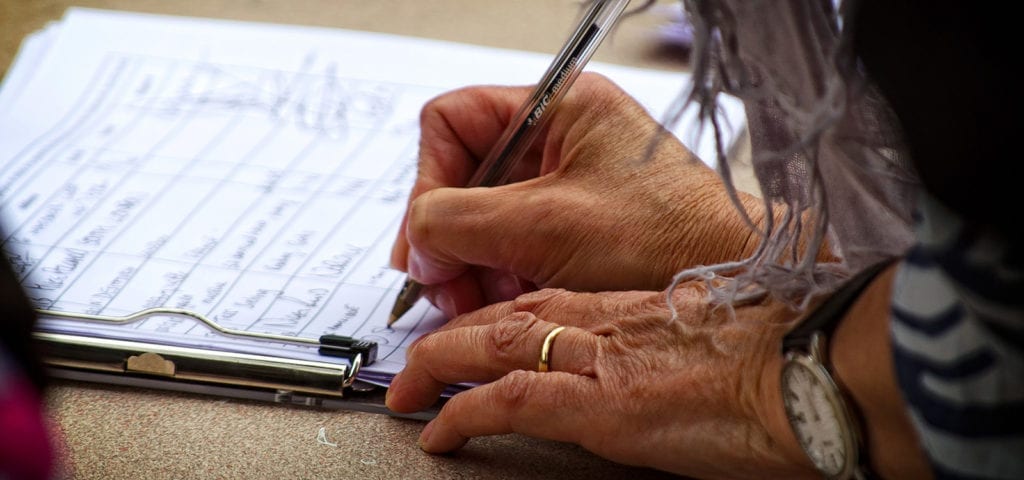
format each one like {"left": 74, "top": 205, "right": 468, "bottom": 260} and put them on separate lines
{"left": 658, "top": 0, "right": 919, "bottom": 317}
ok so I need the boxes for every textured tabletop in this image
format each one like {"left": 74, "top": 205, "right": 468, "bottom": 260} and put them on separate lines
{"left": 46, "top": 381, "right": 679, "bottom": 479}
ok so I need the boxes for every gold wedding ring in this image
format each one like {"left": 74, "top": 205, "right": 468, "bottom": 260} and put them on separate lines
{"left": 537, "top": 326, "right": 567, "bottom": 373}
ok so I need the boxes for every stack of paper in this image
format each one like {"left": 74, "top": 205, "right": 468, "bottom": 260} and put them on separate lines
{"left": 0, "top": 8, "right": 744, "bottom": 390}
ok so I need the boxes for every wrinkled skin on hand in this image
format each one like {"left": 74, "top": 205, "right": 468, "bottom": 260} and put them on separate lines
{"left": 385, "top": 286, "right": 815, "bottom": 479}
{"left": 390, "top": 73, "right": 760, "bottom": 317}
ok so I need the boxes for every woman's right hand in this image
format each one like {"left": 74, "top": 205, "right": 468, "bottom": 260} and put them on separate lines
{"left": 390, "top": 73, "right": 762, "bottom": 317}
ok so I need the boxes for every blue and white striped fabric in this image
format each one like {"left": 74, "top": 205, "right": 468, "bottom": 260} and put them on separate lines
{"left": 891, "top": 192, "right": 1024, "bottom": 479}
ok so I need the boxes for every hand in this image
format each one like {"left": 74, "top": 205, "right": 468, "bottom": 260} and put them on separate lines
{"left": 385, "top": 287, "right": 815, "bottom": 479}
{"left": 390, "top": 73, "right": 762, "bottom": 317}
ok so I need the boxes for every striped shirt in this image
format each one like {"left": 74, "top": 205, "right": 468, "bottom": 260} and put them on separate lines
{"left": 891, "top": 192, "right": 1024, "bottom": 479}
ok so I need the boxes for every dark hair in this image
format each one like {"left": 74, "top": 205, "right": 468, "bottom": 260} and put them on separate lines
{"left": 853, "top": 0, "right": 1018, "bottom": 242}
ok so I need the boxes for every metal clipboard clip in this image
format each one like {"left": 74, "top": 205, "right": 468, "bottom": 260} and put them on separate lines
{"left": 32, "top": 307, "right": 379, "bottom": 400}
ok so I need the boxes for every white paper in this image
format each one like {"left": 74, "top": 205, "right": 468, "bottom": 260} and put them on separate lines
{"left": 0, "top": 8, "right": 745, "bottom": 387}
{"left": 0, "top": 22, "right": 60, "bottom": 113}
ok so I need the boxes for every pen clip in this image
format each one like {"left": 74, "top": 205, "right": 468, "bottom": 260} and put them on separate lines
{"left": 468, "top": 0, "right": 630, "bottom": 188}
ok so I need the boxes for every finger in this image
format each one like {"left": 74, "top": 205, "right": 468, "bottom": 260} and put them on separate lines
{"left": 438, "top": 289, "right": 659, "bottom": 333}
{"left": 430, "top": 298, "right": 518, "bottom": 332}
{"left": 389, "top": 213, "right": 413, "bottom": 271}
{"left": 420, "top": 270, "right": 486, "bottom": 318}
{"left": 435, "top": 289, "right": 575, "bottom": 332}
{"left": 389, "top": 85, "right": 539, "bottom": 270}
{"left": 403, "top": 181, "right": 559, "bottom": 285}
{"left": 386, "top": 313, "right": 597, "bottom": 413}
{"left": 420, "top": 267, "right": 531, "bottom": 319}
{"left": 418, "top": 85, "right": 538, "bottom": 179}
{"left": 418, "top": 370, "right": 597, "bottom": 453}
{"left": 476, "top": 268, "right": 532, "bottom": 305}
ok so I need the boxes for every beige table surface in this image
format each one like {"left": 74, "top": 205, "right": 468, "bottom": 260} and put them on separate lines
{"left": 1, "top": 1, "right": 702, "bottom": 479}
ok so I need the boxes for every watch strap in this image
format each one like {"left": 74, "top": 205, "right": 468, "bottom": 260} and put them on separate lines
{"left": 782, "top": 260, "right": 893, "bottom": 352}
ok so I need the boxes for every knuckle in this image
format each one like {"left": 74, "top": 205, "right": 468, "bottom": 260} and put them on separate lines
{"left": 490, "top": 312, "right": 541, "bottom": 363}
{"left": 419, "top": 96, "right": 440, "bottom": 119}
{"left": 495, "top": 370, "right": 540, "bottom": 411}
{"left": 511, "top": 288, "right": 569, "bottom": 313}
{"left": 577, "top": 71, "right": 612, "bottom": 90}
{"left": 405, "top": 332, "right": 436, "bottom": 364}
{"left": 418, "top": 91, "right": 454, "bottom": 123}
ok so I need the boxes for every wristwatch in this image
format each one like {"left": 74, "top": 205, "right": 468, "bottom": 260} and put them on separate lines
{"left": 780, "top": 262, "right": 889, "bottom": 480}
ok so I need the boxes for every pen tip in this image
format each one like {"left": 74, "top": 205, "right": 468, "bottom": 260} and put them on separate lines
{"left": 387, "top": 313, "right": 398, "bottom": 327}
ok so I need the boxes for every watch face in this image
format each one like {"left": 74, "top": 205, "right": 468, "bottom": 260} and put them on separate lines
{"left": 781, "top": 354, "right": 857, "bottom": 479}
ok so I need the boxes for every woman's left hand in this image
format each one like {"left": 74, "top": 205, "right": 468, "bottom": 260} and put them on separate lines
{"left": 385, "top": 286, "right": 816, "bottom": 479}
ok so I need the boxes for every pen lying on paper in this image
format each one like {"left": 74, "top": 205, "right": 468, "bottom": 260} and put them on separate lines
{"left": 388, "top": 0, "right": 632, "bottom": 326}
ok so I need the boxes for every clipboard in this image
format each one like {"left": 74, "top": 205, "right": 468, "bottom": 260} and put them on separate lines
{"left": 31, "top": 307, "right": 441, "bottom": 421}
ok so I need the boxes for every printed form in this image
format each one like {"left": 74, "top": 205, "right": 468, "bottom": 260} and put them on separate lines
{"left": 0, "top": 8, "right": 744, "bottom": 387}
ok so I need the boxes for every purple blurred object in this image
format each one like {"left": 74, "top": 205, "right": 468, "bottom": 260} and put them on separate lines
{"left": 654, "top": 3, "right": 694, "bottom": 48}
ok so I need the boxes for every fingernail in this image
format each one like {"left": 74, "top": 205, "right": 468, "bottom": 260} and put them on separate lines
{"left": 407, "top": 249, "right": 426, "bottom": 281}
{"left": 418, "top": 420, "right": 435, "bottom": 450}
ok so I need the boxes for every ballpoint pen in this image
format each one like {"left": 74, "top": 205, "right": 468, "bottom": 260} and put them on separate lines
{"left": 388, "top": 0, "right": 632, "bottom": 326}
